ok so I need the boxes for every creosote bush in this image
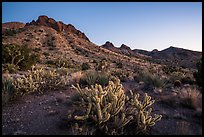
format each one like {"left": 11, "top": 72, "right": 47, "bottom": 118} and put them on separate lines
{"left": 70, "top": 79, "right": 162, "bottom": 135}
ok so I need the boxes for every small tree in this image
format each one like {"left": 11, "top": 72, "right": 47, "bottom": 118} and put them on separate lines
{"left": 2, "top": 44, "right": 40, "bottom": 71}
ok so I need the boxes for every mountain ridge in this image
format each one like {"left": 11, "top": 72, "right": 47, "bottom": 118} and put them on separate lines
{"left": 2, "top": 15, "right": 202, "bottom": 69}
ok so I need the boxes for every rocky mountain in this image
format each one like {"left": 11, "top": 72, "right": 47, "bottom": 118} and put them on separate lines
{"left": 102, "top": 41, "right": 202, "bottom": 69}
{"left": 147, "top": 46, "right": 202, "bottom": 69}
{"left": 2, "top": 15, "right": 151, "bottom": 71}
{"left": 2, "top": 15, "right": 202, "bottom": 70}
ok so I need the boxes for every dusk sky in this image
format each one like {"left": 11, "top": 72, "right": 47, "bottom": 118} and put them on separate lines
{"left": 2, "top": 2, "right": 202, "bottom": 52}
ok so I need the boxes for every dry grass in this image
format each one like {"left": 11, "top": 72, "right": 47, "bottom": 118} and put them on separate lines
{"left": 159, "top": 94, "right": 179, "bottom": 108}
{"left": 177, "top": 87, "right": 202, "bottom": 110}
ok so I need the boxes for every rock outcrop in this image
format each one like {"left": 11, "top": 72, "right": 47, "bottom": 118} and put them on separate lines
{"left": 26, "top": 15, "right": 90, "bottom": 41}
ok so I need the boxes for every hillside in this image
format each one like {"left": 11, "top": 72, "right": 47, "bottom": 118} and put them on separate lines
{"left": 2, "top": 15, "right": 202, "bottom": 135}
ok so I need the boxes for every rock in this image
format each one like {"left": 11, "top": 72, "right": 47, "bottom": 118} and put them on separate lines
{"left": 120, "top": 44, "right": 131, "bottom": 50}
{"left": 26, "top": 15, "right": 90, "bottom": 41}
{"left": 13, "top": 130, "right": 26, "bottom": 135}
{"left": 48, "top": 110, "right": 58, "bottom": 116}
{"left": 39, "top": 102, "right": 43, "bottom": 105}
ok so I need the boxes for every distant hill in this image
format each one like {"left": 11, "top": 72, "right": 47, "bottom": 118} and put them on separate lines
{"left": 102, "top": 42, "right": 202, "bottom": 69}
{"left": 146, "top": 46, "right": 202, "bottom": 69}
{"left": 2, "top": 22, "right": 25, "bottom": 33}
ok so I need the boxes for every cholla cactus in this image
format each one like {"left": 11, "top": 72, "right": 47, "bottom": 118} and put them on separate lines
{"left": 71, "top": 78, "right": 162, "bottom": 135}
{"left": 72, "top": 79, "right": 161, "bottom": 134}
{"left": 72, "top": 79, "right": 131, "bottom": 132}
{"left": 129, "top": 93, "right": 162, "bottom": 133}
{"left": 13, "top": 65, "right": 70, "bottom": 95}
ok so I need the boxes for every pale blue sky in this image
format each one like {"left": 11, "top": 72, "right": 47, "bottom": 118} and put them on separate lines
{"left": 2, "top": 2, "right": 202, "bottom": 51}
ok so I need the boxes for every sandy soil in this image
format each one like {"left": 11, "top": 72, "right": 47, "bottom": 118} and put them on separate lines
{"left": 2, "top": 82, "right": 202, "bottom": 135}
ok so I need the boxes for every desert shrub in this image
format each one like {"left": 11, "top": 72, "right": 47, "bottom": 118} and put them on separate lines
{"left": 38, "top": 29, "right": 43, "bottom": 32}
{"left": 33, "top": 48, "right": 41, "bottom": 52}
{"left": 70, "top": 79, "right": 162, "bottom": 135}
{"left": 12, "top": 65, "right": 69, "bottom": 96}
{"left": 134, "top": 71, "right": 166, "bottom": 88}
{"left": 96, "top": 73, "right": 109, "bottom": 87}
{"left": 46, "top": 60, "right": 55, "bottom": 66}
{"left": 193, "top": 59, "right": 202, "bottom": 87}
{"left": 2, "top": 75, "right": 16, "bottom": 105}
{"left": 2, "top": 64, "right": 19, "bottom": 73}
{"left": 79, "top": 72, "right": 110, "bottom": 87}
{"left": 46, "top": 58, "right": 74, "bottom": 68}
{"left": 81, "top": 62, "right": 90, "bottom": 70}
{"left": 174, "top": 80, "right": 182, "bottom": 87}
{"left": 92, "top": 59, "right": 97, "bottom": 63}
{"left": 43, "top": 52, "right": 50, "bottom": 57}
{"left": 180, "top": 76, "right": 195, "bottom": 85}
{"left": 169, "top": 71, "right": 185, "bottom": 84}
{"left": 111, "top": 70, "right": 128, "bottom": 82}
{"left": 162, "top": 65, "right": 182, "bottom": 74}
{"left": 2, "top": 44, "right": 40, "bottom": 71}
{"left": 3, "top": 29, "right": 17, "bottom": 36}
{"left": 177, "top": 87, "right": 202, "bottom": 110}
{"left": 79, "top": 72, "right": 98, "bottom": 87}
{"left": 95, "top": 59, "right": 108, "bottom": 71}
{"left": 116, "top": 62, "right": 123, "bottom": 69}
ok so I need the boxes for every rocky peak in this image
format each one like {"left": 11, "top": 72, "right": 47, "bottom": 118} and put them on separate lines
{"left": 26, "top": 15, "right": 90, "bottom": 41}
{"left": 120, "top": 44, "right": 131, "bottom": 50}
{"left": 152, "top": 49, "right": 159, "bottom": 52}
{"left": 101, "top": 41, "right": 116, "bottom": 49}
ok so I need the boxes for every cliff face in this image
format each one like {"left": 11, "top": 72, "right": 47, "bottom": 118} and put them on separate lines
{"left": 26, "top": 15, "right": 90, "bottom": 41}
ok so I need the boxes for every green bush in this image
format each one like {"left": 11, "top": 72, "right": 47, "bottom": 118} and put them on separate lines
{"left": 2, "top": 44, "right": 40, "bottom": 71}
{"left": 79, "top": 72, "right": 98, "bottom": 87}
{"left": 81, "top": 62, "right": 90, "bottom": 70}
{"left": 134, "top": 71, "right": 166, "bottom": 88}
{"left": 2, "top": 75, "right": 16, "bottom": 105}
{"left": 79, "top": 72, "right": 110, "bottom": 87}
{"left": 96, "top": 73, "right": 109, "bottom": 87}
{"left": 71, "top": 79, "right": 162, "bottom": 135}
